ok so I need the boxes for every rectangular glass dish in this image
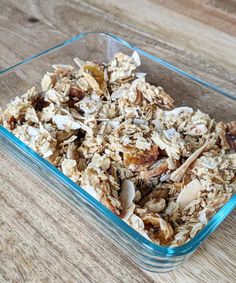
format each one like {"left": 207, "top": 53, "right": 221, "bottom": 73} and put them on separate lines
{"left": 0, "top": 32, "right": 235, "bottom": 273}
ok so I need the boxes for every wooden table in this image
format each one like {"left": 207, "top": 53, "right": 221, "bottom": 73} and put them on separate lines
{"left": 0, "top": 1, "right": 235, "bottom": 282}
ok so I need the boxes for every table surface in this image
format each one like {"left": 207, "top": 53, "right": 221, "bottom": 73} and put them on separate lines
{"left": 0, "top": 1, "right": 235, "bottom": 282}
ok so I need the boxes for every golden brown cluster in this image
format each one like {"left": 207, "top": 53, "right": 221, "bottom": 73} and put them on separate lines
{"left": 1, "top": 52, "right": 235, "bottom": 246}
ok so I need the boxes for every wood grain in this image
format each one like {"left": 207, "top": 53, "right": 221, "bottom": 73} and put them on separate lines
{"left": 85, "top": 0, "right": 236, "bottom": 95}
{"left": 0, "top": 0, "right": 235, "bottom": 282}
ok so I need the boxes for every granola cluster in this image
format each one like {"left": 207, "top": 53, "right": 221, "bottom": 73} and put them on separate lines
{"left": 1, "top": 52, "right": 235, "bottom": 246}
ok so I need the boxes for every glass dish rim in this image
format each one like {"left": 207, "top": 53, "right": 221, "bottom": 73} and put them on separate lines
{"left": 0, "top": 32, "right": 235, "bottom": 257}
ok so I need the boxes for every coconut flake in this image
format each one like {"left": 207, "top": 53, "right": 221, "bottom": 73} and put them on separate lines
{"left": 27, "top": 126, "right": 40, "bottom": 137}
{"left": 52, "top": 115, "right": 81, "bottom": 131}
{"left": 41, "top": 73, "right": 52, "bottom": 92}
{"left": 25, "top": 107, "right": 39, "bottom": 123}
{"left": 61, "top": 159, "right": 76, "bottom": 175}
{"left": 91, "top": 92, "right": 101, "bottom": 101}
{"left": 43, "top": 148, "right": 53, "bottom": 159}
{"left": 163, "top": 128, "right": 177, "bottom": 140}
{"left": 187, "top": 124, "right": 208, "bottom": 136}
{"left": 198, "top": 209, "right": 208, "bottom": 225}
{"left": 152, "top": 119, "right": 163, "bottom": 132}
{"left": 136, "top": 136, "right": 151, "bottom": 150}
{"left": 111, "top": 89, "right": 127, "bottom": 101}
{"left": 45, "top": 89, "right": 61, "bottom": 104}
{"left": 105, "top": 120, "right": 120, "bottom": 129}
{"left": 133, "top": 118, "right": 148, "bottom": 126}
{"left": 131, "top": 51, "right": 141, "bottom": 67}
{"left": 120, "top": 180, "right": 136, "bottom": 212}
{"left": 164, "top": 107, "right": 193, "bottom": 117}
{"left": 177, "top": 179, "right": 202, "bottom": 210}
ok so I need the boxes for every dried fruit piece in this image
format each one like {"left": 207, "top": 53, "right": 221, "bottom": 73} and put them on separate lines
{"left": 69, "top": 84, "right": 85, "bottom": 99}
{"left": 7, "top": 115, "right": 17, "bottom": 130}
{"left": 124, "top": 145, "right": 159, "bottom": 170}
{"left": 31, "top": 92, "right": 50, "bottom": 111}
{"left": 84, "top": 63, "right": 106, "bottom": 92}
{"left": 66, "top": 84, "right": 85, "bottom": 108}
{"left": 142, "top": 159, "right": 168, "bottom": 180}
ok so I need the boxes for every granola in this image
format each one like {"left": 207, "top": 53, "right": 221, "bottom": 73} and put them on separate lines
{"left": 1, "top": 51, "right": 235, "bottom": 246}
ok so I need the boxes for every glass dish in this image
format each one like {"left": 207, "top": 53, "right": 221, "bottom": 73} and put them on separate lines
{"left": 0, "top": 32, "right": 235, "bottom": 273}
